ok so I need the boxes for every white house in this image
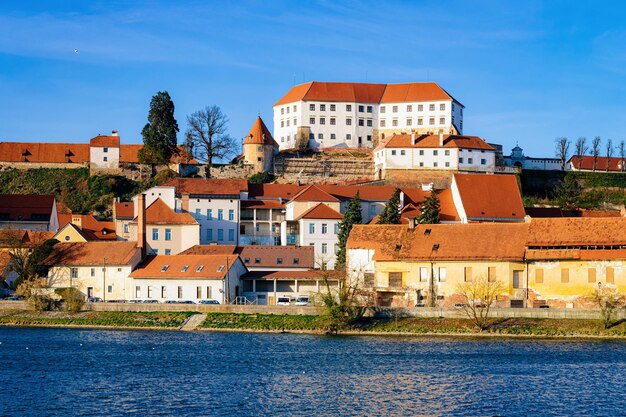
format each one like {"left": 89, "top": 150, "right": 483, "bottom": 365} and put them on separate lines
{"left": 89, "top": 133, "right": 120, "bottom": 171}
{"left": 503, "top": 145, "right": 563, "bottom": 171}
{"left": 129, "top": 254, "right": 247, "bottom": 303}
{"left": 0, "top": 194, "right": 59, "bottom": 232}
{"left": 374, "top": 133, "right": 496, "bottom": 179}
{"left": 296, "top": 203, "right": 343, "bottom": 270}
{"left": 46, "top": 241, "right": 143, "bottom": 301}
{"left": 273, "top": 81, "right": 463, "bottom": 150}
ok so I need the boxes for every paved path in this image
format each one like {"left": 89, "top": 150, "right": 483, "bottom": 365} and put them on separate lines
{"left": 180, "top": 313, "right": 207, "bottom": 331}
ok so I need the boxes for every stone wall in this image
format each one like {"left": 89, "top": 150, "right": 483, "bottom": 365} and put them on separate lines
{"left": 382, "top": 169, "right": 454, "bottom": 189}
{"left": 0, "top": 162, "right": 88, "bottom": 171}
{"left": 208, "top": 163, "right": 254, "bottom": 179}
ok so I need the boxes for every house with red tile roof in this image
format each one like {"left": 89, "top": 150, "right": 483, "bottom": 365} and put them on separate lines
{"left": 56, "top": 213, "right": 117, "bottom": 241}
{"left": 568, "top": 154, "right": 626, "bottom": 172}
{"left": 374, "top": 132, "right": 496, "bottom": 179}
{"left": 0, "top": 194, "right": 59, "bottom": 232}
{"left": 273, "top": 81, "right": 464, "bottom": 150}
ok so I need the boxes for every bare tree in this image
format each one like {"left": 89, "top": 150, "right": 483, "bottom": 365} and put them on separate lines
{"left": 555, "top": 137, "right": 570, "bottom": 170}
{"left": 620, "top": 140, "right": 626, "bottom": 172}
{"left": 185, "top": 105, "right": 237, "bottom": 172}
{"left": 592, "top": 284, "right": 621, "bottom": 329}
{"left": 574, "top": 137, "right": 587, "bottom": 170}
{"left": 606, "top": 139, "right": 614, "bottom": 172}
{"left": 456, "top": 274, "right": 504, "bottom": 331}
{"left": 321, "top": 268, "right": 367, "bottom": 333}
{"left": 591, "top": 136, "right": 601, "bottom": 172}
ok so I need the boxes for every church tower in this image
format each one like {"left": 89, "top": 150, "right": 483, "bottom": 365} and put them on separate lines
{"left": 243, "top": 116, "right": 279, "bottom": 173}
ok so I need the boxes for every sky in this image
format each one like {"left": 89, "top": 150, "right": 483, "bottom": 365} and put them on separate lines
{"left": 1, "top": 0, "right": 626, "bottom": 158}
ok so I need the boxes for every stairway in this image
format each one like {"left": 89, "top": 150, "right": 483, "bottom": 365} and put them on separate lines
{"left": 179, "top": 313, "right": 207, "bottom": 331}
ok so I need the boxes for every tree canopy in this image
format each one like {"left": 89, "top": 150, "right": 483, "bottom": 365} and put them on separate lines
{"left": 185, "top": 105, "right": 237, "bottom": 169}
{"left": 336, "top": 191, "right": 362, "bottom": 269}
{"left": 139, "top": 91, "right": 179, "bottom": 164}
{"left": 418, "top": 189, "right": 440, "bottom": 224}
{"left": 378, "top": 188, "right": 401, "bottom": 224}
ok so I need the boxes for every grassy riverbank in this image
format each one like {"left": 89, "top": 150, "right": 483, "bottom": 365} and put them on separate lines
{"left": 0, "top": 310, "right": 195, "bottom": 329}
{"left": 3, "top": 310, "right": 626, "bottom": 337}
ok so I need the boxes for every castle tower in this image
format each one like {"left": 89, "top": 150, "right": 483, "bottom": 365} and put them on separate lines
{"left": 243, "top": 116, "right": 279, "bottom": 173}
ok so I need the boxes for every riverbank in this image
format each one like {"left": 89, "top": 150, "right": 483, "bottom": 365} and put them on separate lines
{"left": 3, "top": 310, "right": 626, "bottom": 338}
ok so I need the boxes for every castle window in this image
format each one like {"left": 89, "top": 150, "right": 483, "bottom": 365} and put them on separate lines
{"left": 367, "top": 106, "right": 373, "bottom": 113}
{"left": 429, "top": 104, "right": 435, "bottom": 111}
{"left": 418, "top": 104, "right": 423, "bottom": 111}
{"left": 310, "top": 104, "right": 315, "bottom": 111}
{"left": 103, "top": 157, "right": 108, "bottom": 162}
{"left": 407, "top": 105, "right": 412, "bottom": 112}
{"left": 257, "top": 157, "right": 262, "bottom": 162}
{"left": 440, "top": 103, "right": 446, "bottom": 111}
{"left": 330, "top": 104, "right": 336, "bottom": 111}
{"left": 346, "top": 104, "right": 352, "bottom": 111}
{"left": 320, "top": 104, "right": 326, "bottom": 111}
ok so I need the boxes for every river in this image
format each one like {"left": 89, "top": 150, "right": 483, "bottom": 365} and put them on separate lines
{"left": 0, "top": 327, "right": 624, "bottom": 416}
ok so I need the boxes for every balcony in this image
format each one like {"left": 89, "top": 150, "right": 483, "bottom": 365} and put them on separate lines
{"left": 286, "top": 233, "right": 298, "bottom": 245}
{"left": 240, "top": 235, "right": 279, "bottom": 246}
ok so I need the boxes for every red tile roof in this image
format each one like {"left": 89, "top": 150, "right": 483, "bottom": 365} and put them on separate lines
{"left": 130, "top": 254, "right": 240, "bottom": 279}
{"left": 89, "top": 135, "right": 120, "bottom": 147}
{"left": 0, "top": 229, "right": 55, "bottom": 248}
{"left": 381, "top": 134, "right": 494, "bottom": 151}
{"left": 57, "top": 213, "right": 117, "bottom": 240}
{"left": 438, "top": 188, "right": 461, "bottom": 222}
{"left": 248, "top": 183, "right": 306, "bottom": 199}
{"left": 47, "top": 241, "right": 139, "bottom": 265}
{"left": 298, "top": 203, "right": 343, "bottom": 220}
{"left": 166, "top": 178, "right": 248, "bottom": 196}
{"left": 380, "top": 82, "right": 455, "bottom": 103}
{"left": 131, "top": 198, "right": 197, "bottom": 225}
{"left": 568, "top": 155, "right": 625, "bottom": 171}
{"left": 179, "top": 245, "right": 238, "bottom": 255}
{"left": 241, "top": 200, "right": 285, "bottom": 209}
{"left": 0, "top": 194, "right": 55, "bottom": 222}
{"left": 290, "top": 185, "right": 340, "bottom": 202}
{"left": 0, "top": 143, "right": 90, "bottom": 163}
{"left": 238, "top": 245, "right": 315, "bottom": 268}
{"left": 274, "top": 81, "right": 457, "bottom": 106}
{"left": 114, "top": 202, "right": 134, "bottom": 219}
{"left": 453, "top": 173, "right": 524, "bottom": 221}
{"left": 527, "top": 218, "right": 626, "bottom": 247}
{"left": 243, "top": 117, "right": 278, "bottom": 147}
{"left": 242, "top": 270, "right": 333, "bottom": 280}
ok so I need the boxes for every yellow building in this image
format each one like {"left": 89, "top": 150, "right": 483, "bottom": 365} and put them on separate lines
{"left": 242, "top": 116, "right": 278, "bottom": 173}
{"left": 347, "top": 217, "right": 626, "bottom": 308}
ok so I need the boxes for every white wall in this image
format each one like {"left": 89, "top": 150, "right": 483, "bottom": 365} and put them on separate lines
{"left": 378, "top": 99, "right": 454, "bottom": 134}
{"left": 47, "top": 264, "right": 133, "bottom": 301}
{"left": 133, "top": 186, "right": 176, "bottom": 216}
{"left": 181, "top": 197, "right": 239, "bottom": 245}
{"left": 298, "top": 218, "right": 340, "bottom": 269}
{"left": 131, "top": 279, "right": 226, "bottom": 302}
{"left": 90, "top": 146, "right": 120, "bottom": 169}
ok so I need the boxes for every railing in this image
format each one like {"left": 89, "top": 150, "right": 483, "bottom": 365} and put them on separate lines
{"left": 231, "top": 296, "right": 257, "bottom": 305}
{"left": 240, "top": 235, "right": 277, "bottom": 246}
{"left": 494, "top": 166, "right": 520, "bottom": 174}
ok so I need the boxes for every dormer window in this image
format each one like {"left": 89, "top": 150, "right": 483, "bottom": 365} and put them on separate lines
{"left": 161, "top": 265, "right": 169, "bottom": 272}
{"left": 181, "top": 265, "right": 189, "bottom": 272}
{"left": 217, "top": 265, "right": 225, "bottom": 272}
{"left": 196, "top": 265, "right": 204, "bottom": 272}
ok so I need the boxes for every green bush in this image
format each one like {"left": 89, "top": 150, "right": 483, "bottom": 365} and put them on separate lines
{"left": 55, "top": 287, "right": 85, "bottom": 312}
{"left": 248, "top": 172, "right": 274, "bottom": 184}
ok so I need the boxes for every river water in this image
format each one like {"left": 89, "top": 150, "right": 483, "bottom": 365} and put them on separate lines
{"left": 0, "top": 327, "right": 625, "bottom": 416}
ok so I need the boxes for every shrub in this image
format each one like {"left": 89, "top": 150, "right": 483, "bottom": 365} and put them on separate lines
{"left": 248, "top": 172, "right": 274, "bottom": 184}
{"left": 55, "top": 287, "right": 85, "bottom": 312}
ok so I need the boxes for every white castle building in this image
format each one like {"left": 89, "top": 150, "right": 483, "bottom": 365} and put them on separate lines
{"left": 273, "top": 81, "right": 464, "bottom": 150}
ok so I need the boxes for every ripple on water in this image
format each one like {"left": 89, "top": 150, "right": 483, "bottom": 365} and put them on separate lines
{"left": 1, "top": 328, "right": 625, "bottom": 416}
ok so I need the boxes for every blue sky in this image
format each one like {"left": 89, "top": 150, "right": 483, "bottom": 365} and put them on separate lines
{"left": 1, "top": 0, "right": 625, "bottom": 157}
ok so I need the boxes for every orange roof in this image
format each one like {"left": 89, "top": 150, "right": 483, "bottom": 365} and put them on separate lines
{"left": 528, "top": 218, "right": 626, "bottom": 247}
{"left": 453, "top": 173, "right": 524, "bottom": 221}
{"left": 438, "top": 188, "right": 461, "bottom": 222}
{"left": 349, "top": 223, "right": 528, "bottom": 262}
{"left": 526, "top": 248, "right": 626, "bottom": 261}
{"left": 180, "top": 245, "right": 239, "bottom": 255}
{"left": 248, "top": 183, "right": 306, "bottom": 199}
{"left": 130, "top": 254, "right": 240, "bottom": 279}
{"left": 47, "top": 241, "right": 139, "bottom": 265}
{"left": 569, "top": 155, "right": 624, "bottom": 171}
{"left": 115, "top": 202, "right": 134, "bottom": 219}
{"left": 0, "top": 229, "right": 54, "bottom": 248}
{"left": 243, "top": 117, "right": 278, "bottom": 147}
{"left": 242, "top": 270, "right": 333, "bottom": 280}
{"left": 89, "top": 135, "right": 120, "bottom": 147}
{"left": 290, "top": 185, "right": 340, "bottom": 203}
{"left": 579, "top": 209, "right": 621, "bottom": 218}
{"left": 241, "top": 200, "right": 285, "bottom": 209}
{"left": 166, "top": 178, "right": 248, "bottom": 196}
{"left": 298, "top": 203, "right": 343, "bottom": 220}
{"left": 132, "top": 198, "right": 197, "bottom": 225}
{"left": 238, "top": 245, "right": 315, "bottom": 268}
{"left": 274, "top": 81, "right": 457, "bottom": 106}
{"left": 58, "top": 213, "right": 117, "bottom": 240}
{"left": 0, "top": 194, "right": 55, "bottom": 222}
{"left": 380, "top": 82, "right": 456, "bottom": 103}
{"left": 274, "top": 81, "right": 387, "bottom": 106}
{"left": 0, "top": 142, "right": 89, "bottom": 163}
{"left": 381, "top": 134, "right": 494, "bottom": 151}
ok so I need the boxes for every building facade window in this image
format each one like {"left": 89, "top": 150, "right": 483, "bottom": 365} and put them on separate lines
{"left": 228, "top": 229, "right": 235, "bottom": 241}
{"left": 152, "top": 228, "right": 159, "bottom": 240}
{"left": 228, "top": 209, "right": 234, "bottom": 221}
{"left": 309, "top": 104, "right": 315, "bottom": 111}
{"left": 330, "top": 104, "right": 336, "bottom": 111}
{"left": 309, "top": 223, "right": 315, "bottom": 234}
{"left": 322, "top": 223, "right": 328, "bottom": 234}
{"left": 207, "top": 228, "right": 213, "bottom": 241}
{"left": 346, "top": 104, "right": 352, "bottom": 111}
{"left": 310, "top": 117, "right": 315, "bottom": 124}
{"left": 217, "top": 229, "right": 224, "bottom": 241}
{"left": 207, "top": 209, "right": 212, "bottom": 220}
{"left": 165, "top": 229, "right": 171, "bottom": 241}
{"left": 218, "top": 209, "right": 223, "bottom": 220}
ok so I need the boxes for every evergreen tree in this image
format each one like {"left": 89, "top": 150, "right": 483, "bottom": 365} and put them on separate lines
{"left": 418, "top": 189, "right": 440, "bottom": 224}
{"left": 139, "top": 91, "right": 179, "bottom": 164}
{"left": 554, "top": 172, "right": 581, "bottom": 208}
{"left": 378, "top": 188, "right": 401, "bottom": 224}
{"left": 336, "top": 191, "right": 362, "bottom": 270}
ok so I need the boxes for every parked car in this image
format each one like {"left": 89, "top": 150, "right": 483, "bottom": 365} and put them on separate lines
{"left": 106, "top": 299, "right": 127, "bottom": 303}
{"left": 143, "top": 300, "right": 159, "bottom": 304}
{"left": 178, "top": 300, "right": 196, "bottom": 304}
{"left": 128, "top": 299, "right": 142, "bottom": 303}
{"left": 295, "top": 296, "right": 310, "bottom": 306}
{"left": 164, "top": 300, "right": 178, "bottom": 304}
{"left": 87, "top": 297, "right": 103, "bottom": 303}
{"left": 199, "top": 300, "right": 220, "bottom": 305}
{"left": 276, "top": 297, "right": 291, "bottom": 306}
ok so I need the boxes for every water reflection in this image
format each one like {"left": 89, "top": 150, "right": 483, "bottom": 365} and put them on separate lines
{"left": 1, "top": 328, "right": 625, "bottom": 416}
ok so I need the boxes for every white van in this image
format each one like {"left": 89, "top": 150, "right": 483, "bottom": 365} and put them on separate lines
{"left": 295, "top": 296, "right": 311, "bottom": 306}
{"left": 276, "top": 296, "right": 291, "bottom": 306}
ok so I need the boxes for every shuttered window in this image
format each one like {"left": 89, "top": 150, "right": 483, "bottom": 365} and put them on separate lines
{"left": 561, "top": 268, "right": 569, "bottom": 283}
{"left": 535, "top": 269, "right": 544, "bottom": 284}
{"left": 464, "top": 267, "right": 472, "bottom": 282}
{"left": 488, "top": 267, "right": 496, "bottom": 283}
{"left": 606, "top": 267, "right": 615, "bottom": 284}
{"left": 588, "top": 268, "right": 596, "bottom": 283}
{"left": 388, "top": 272, "right": 402, "bottom": 288}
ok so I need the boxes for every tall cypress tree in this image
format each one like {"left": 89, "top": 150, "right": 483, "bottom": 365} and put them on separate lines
{"left": 336, "top": 191, "right": 362, "bottom": 270}
{"left": 139, "top": 91, "right": 179, "bottom": 164}
{"left": 418, "top": 189, "right": 440, "bottom": 224}
{"left": 378, "top": 188, "right": 401, "bottom": 224}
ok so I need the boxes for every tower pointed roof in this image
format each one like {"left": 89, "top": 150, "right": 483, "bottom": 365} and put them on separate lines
{"left": 243, "top": 116, "right": 278, "bottom": 147}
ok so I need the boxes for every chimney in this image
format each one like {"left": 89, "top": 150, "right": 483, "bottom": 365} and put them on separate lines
{"left": 111, "top": 130, "right": 119, "bottom": 136}
{"left": 71, "top": 215, "right": 82, "bottom": 228}
{"left": 137, "top": 193, "right": 147, "bottom": 258}
{"left": 411, "top": 132, "right": 416, "bottom": 144}
{"left": 181, "top": 193, "right": 190, "bottom": 212}
{"left": 408, "top": 217, "right": 417, "bottom": 229}
{"left": 439, "top": 132, "right": 444, "bottom": 147}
